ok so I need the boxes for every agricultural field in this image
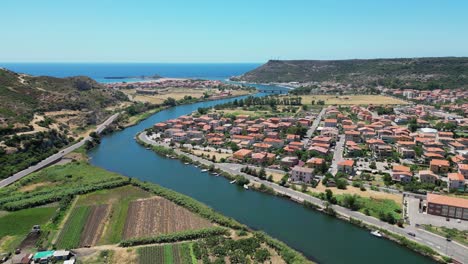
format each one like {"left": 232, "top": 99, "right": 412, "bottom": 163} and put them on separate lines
{"left": 55, "top": 206, "right": 90, "bottom": 249}
{"left": 123, "top": 197, "right": 212, "bottom": 239}
{"left": 80, "top": 204, "right": 110, "bottom": 247}
{"left": 138, "top": 243, "right": 194, "bottom": 264}
{"left": 300, "top": 95, "right": 408, "bottom": 105}
{"left": 0, "top": 207, "right": 57, "bottom": 251}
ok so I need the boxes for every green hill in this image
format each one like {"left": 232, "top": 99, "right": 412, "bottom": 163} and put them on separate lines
{"left": 233, "top": 57, "right": 468, "bottom": 89}
{"left": 0, "top": 68, "right": 127, "bottom": 126}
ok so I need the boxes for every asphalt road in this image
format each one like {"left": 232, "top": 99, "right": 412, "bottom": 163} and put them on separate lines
{"left": 303, "top": 107, "right": 326, "bottom": 146}
{"left": 0, "top": 113, "right": 120, "bottom": 188}
{"left": 330, "top": 134, "right": 345, "bottom": 175}
{"left": 140, "top": 132, "right": 467, "bottom": 263}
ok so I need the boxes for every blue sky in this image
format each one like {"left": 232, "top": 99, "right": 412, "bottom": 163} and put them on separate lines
{"left": 1, "top": 0, "right": 467, "bottom": 62}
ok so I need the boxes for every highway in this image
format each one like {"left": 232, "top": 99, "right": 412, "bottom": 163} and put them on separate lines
{"left": 139, "top": 132, "right": 467, "bottom": 263}
{"left": 0, "top": 113, "right": 120, "bottom": 188}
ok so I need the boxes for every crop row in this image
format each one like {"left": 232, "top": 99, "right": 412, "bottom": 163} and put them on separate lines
{"left": 55, "top": 206, "right": 91, "bottom": 249}
{"left": 138, "top": 243, "right": 195, "bottom": 264}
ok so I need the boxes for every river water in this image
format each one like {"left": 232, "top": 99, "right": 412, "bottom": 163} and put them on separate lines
{"left": 88, "top": 91, "right": 434, "bottom": 264}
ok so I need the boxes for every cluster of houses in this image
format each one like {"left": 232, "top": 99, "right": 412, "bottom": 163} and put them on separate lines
{"left": 105, "top": 78, "right": 236, "bottom": 90}
{"left": 319, "top": 105, "right": 468, "bottom": 190}
{"left": 152, "top": 111, "right": 334, "bottom": 183}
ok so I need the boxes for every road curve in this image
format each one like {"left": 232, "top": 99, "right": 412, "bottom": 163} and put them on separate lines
{"left": 0, "top": 113, "right": 120, "bottom": 188}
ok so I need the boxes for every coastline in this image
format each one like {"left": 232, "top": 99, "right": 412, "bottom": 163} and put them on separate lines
{"left": 136, "top": 133, "right": 456, "bottom": 264}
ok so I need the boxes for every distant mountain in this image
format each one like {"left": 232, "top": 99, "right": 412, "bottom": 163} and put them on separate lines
{"left": 232, "top": 57, "right": 468, "bottom": 89}
{"left": 0, "top": 68, "right": 127, "bottom": 126}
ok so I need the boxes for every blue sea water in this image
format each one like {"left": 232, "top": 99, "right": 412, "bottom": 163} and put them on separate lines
{"left": 0, "top": 63, "right": 261, "bottom": 83}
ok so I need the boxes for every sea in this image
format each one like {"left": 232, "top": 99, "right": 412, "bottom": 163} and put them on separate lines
{"left": 0, "top": 63, "right": 261, "bottom": 83}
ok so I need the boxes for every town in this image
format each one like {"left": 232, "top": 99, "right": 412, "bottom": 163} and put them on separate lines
{"left": 145, "top": 95, "right": 467, "bottom": 244}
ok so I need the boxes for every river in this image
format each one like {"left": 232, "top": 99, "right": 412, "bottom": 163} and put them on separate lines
{"left": 89, "top": 89, "right": 434, "bottom": 264}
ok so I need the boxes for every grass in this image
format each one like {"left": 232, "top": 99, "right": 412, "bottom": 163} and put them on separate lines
{"left": 422, "top": 225, "right": 467, "bottom": 246}
{"left": 337, "top": 195, "right": 402, "bottom": 220}
{"left": 0, "top": 207, "right": 56, "bottom": 251}
{"left": 55, "top": 206, "right": 90, "bottom": 249}
{"left": 300, "top": 95, "right": 408, "bottom": 105}
{"left": 164, "top": 244, "right": 174, "bottom": 264}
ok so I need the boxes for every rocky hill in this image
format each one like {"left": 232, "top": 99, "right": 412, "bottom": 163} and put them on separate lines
{"left": 232, "top": 57, "right": 468, "bottom": 89}
{"left": 0, "top": 68, "right": 127, "bottom": 127}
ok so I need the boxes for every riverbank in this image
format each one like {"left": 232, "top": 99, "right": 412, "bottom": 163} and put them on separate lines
{"left": 136, "top": 133, "right": 462, "bottom": 263}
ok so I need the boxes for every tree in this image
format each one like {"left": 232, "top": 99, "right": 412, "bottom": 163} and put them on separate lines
{"left": 325, "top": 189, "right": 333, "bottom": 201}
{"left": 336, "top": 178, "right": 348, "bottom": 189}
{"left": 341, "top": 195, "right": 361, "bottom": 210}
{"left": 254, "top": 248, "right": 271, "bottom": 262}
{"left": 259, "top": 167, "right": 266, "bottom": 179}
{"left": 163, "top": 97, "right": 177, "bottom": 106}
{"left": 369, "top": 161, "right": 377, "bottom": 170}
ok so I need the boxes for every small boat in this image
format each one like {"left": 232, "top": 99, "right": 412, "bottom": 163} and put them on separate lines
{"left": 184, "top": 162, "right": 190, "bottom": 165}
{"left": 371, "top": 230, "right": 382, "bottom": 238}
{"left": 166, "top": 155, "right": 170, "bottom": 158}
{"left": 243, "top": 184, "right": 249, "bottom": 190}
{"left": 230, "top": 180, "right": 237, "bottom": 184}
{"left": 201, "top": 169, "right": 208, "bottom": 172}
{"left": 146, "top": 147, "right": 150, "bottom": 150}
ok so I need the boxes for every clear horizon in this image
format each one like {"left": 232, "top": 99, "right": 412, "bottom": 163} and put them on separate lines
{"left": 1, "top": 0, "right": 468, "bottom": 62}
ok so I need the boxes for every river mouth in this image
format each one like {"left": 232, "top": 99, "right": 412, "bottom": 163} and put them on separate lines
{"left": 89, "top": 92, "right": 436, "bottom": 264}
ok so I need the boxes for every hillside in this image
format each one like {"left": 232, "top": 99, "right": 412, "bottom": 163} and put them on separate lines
{"left": 233, "top": 57, "right": 468, "bottom": 89}
{"left": 0, "top": 68, "right": 127, "bottom": 127}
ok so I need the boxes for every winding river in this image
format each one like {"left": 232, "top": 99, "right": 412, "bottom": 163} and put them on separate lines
{"left": 89, "top": 86, "right": 434, "bottom": 263}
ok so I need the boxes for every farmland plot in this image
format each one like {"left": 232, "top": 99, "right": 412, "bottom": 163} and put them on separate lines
{"left": 123, "top": 197, "right": 212, "bottom": 239}
{"left": 138, "top": 245, "right": 165, "bottom": 264}
{"left": 56, "top": 206, "right": 90, "bottom": 249}
{"left": 79, "top": 204, "right": 109, "bottom": 247}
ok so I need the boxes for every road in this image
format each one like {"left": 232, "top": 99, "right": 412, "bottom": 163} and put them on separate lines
{"left": 330, "top": 135, "right": 345, "bottom": 175}
{"left": 0, "top": 113, "right": 120, "bottom": 188}
{"left": 303, "top": 107, "right": 326, "bottom": 146}
{"left": 139, "top": 132, "right": 467, "bottom": 263}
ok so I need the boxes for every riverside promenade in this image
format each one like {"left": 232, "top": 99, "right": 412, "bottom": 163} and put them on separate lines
{"left": 139, "top": 132, "right": 467, "bottom": 263}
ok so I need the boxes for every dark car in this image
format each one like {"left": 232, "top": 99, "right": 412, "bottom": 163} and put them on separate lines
{"left": 1, "top": 252, "right": 12, "bottom": 262}
{"left": 446, "top": 237, "right": 452, "bottom": 242}
{"left": 407, "top": 232, "right": 416, "bottom": 237}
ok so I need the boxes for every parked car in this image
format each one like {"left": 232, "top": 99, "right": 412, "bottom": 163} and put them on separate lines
{"left": 1, "top": 252, "right": 11, "bottom": 263}
{"left": 407, "top": 232, "right": 416, "bottom": 237}
{"left": 446, "top": 237, "right": 452, "bottom": 242}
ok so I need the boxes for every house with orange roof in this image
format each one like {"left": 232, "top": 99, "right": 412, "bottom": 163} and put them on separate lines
{"left": 233, "top": 149, "right": 252, "bottom": 160}
{"left": 263, "top": 138, "right": 284, "bottom": 148}
{"left": 324, "top": 119, "right": 338, "bottom": 128}
{"left": 427, "top": 193, "right": 468, "bottom": 220}
{"left": 458, "top": 164, "right": 468, "bottom": 179}
{"left": 429, "top": 159, "right": 450, "bottom": 174}
{"left": 392, "top": 165, "right": 412, "bottom": 182}
{"left": 306, "top": 157, "right": 325, "bottom": 170}
{"left": 337, "top": 159, "right": 355, "bottom": 174}
{"left": 253, "top": 143, "right": 272, "bottom": 152}
{"left": 448, "top": 173, "right": 465, "bottom": 190}
{"left": 345, "top": 131, "right": 361, "bottom": 142}
{"left": 418, "top": 170, "right": 438, "bottom": 184}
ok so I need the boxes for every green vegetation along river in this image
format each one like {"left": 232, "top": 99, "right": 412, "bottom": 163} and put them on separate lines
{"left": 89, "top": 91, "right": 435, "bottom": 264}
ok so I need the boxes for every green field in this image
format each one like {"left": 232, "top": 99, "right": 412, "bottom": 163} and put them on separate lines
{"left": 0, "top": 207, "right": 56, "bottom": 250}
{"left": 336, "top": 194, "right": 402, "bottom": 220}
{"left": 55, "top": 206, "right": 90, "bottom": 249}
{"left": 138, "top": 243, "right": 195, "bottom": 264}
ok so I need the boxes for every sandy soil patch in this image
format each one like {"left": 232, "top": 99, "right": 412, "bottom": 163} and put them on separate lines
{"left": 192, "top": 150, "right": 232, "bottom": 162}
{"left": 300, "top": 95, "right": 408, "bottom": 105}
{"left": 112, "top": 248, "right": 138, "bottom": 264}
{"left": 268, "top": 171, "right": 286, "bottom": 183}
{"left": 19, "top": 182, "right": 55, "bottom": 192}
{"left": 310, "top": 184, "right": 403, "bottom": 204}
